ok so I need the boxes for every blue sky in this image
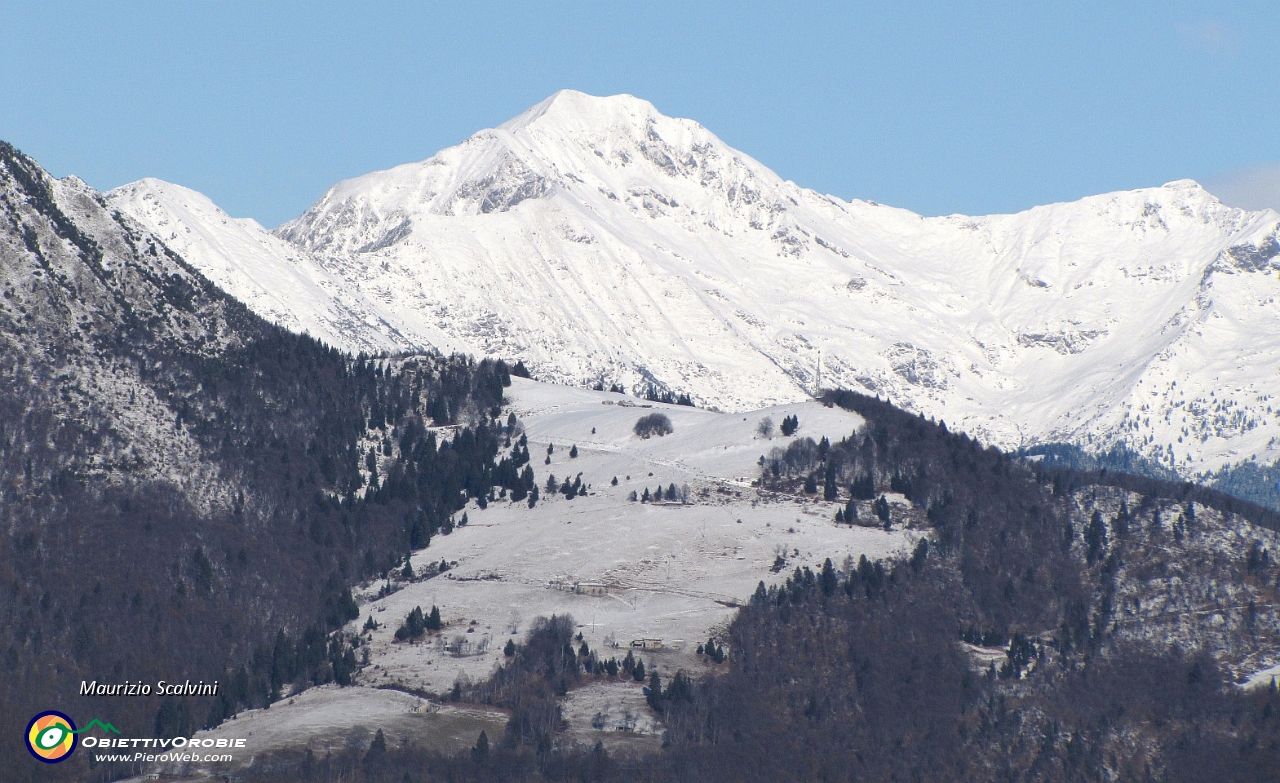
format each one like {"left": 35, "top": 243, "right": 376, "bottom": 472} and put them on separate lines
{"left": 2, "top": 1, "right": 1277, "bottom": 226}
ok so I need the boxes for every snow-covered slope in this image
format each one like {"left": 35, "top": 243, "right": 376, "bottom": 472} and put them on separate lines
{"left": 113, "top": 91, "right": 1280, "bottom": 477}
{"left": 162, "top": 377, "right": 906, "bottom": 775}
{"left": 107, "top": 179, "right": 463, "bottom": 355}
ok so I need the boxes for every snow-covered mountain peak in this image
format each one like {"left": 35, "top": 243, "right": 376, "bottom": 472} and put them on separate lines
{"left": 108, "top": 96, "right": 1280, "bottom": 479}
{"left": 112, "top": 177, "right": 247, "bottom": 231}
{"left": 498, "top": 89, "right": 666, "bottom": 135}
{"left": 1162, "top": 178, "right": 1207, "bottom": 192}
{"left": 276, "top": 90, "right": 791, "bottom": 254}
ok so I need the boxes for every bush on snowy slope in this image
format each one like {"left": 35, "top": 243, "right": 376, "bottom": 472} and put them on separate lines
{"left": 633, "top": 412, "right": 674, "bottom": 439}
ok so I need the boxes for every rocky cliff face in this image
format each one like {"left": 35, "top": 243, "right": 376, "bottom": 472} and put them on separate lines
{"left": 0, "top": 142, "right": 259, "bottom": 507}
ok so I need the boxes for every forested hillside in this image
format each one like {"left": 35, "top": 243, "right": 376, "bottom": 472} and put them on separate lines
{"left": 0, "top": 143, "right": 522, "bottom": 782}
{"left": 240, "top": 390, "right": 1280, "bottom": 783}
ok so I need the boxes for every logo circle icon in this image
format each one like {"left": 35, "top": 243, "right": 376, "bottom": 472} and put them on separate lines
{"left": 25, "top": 711, "right": 77, "bottom": 763}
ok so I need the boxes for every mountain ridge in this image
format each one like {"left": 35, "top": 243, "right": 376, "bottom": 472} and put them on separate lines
{"left": 0, "top": 141, "right": 517, "bottom": 778}
{"left": 106, "top": 91, "right": 1280, "bottom": 480}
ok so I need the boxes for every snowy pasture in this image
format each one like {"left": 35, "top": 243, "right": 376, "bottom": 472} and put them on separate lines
{"left": 165, "top": 378, "right": 914, "bottom": 769}
{"left": 355, "top": 378, "right": 912, "bottom": 698}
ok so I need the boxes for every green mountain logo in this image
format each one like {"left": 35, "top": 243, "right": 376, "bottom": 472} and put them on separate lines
{"left": 71, "top": 719, "right": 121, "bottom": 735}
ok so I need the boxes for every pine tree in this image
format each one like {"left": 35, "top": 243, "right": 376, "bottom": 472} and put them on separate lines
{"left": 850, "top": 473, "right": 875, "bottom": 500}
{"left": 646, "top": 670, "right": 664, "bottom": 711}
{"left": 504, "top": 638, "right": 516, "bottom": 656}
{"left": 820, "top": 557, "right": 837, "bottom": 595}
{"left": 365, "top": 728, "right": 387, "bottom": 764}
{"left": 874, "top": 495, "right": 891, "bottom": 524}
{"left": 570, "top": 444, "right": 579, "bottom": 458}
{"left": 706, "top": 638, "right": 725, "bottom": 663}
{"left": 1085, "top": 510, "right": 1108, "bottom": 565}
{"left": 511, "top": 466, "right": 531, "bottom": 502}
{"left": 395, "top": 606, "right": 426, "bottom": 641}
{"left": 426, "top": 605, "right": 442, "bottom": 631}
{"left": 1112, "top": 501, "right": 1130, "bottom": 539}
{"left": 909, "top": 539, "right": 929, "bottom": 571}
{"left": 1247, "top": 541, "right": 1271, "bottom": 575}
{"left": 780, "top": 414, "right": 799, "bottom": 436}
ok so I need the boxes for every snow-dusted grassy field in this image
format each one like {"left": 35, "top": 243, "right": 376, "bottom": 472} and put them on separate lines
{"left": 195, "top": 685, "right": 505, "bottom": 755}
{"left": 357, "top": 378, "right": 912, "bottom": 697}
{"left": 163, "top": 378, "right": 914, "bottom": 773}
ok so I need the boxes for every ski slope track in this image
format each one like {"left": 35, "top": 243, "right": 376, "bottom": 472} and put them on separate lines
{"left": 110, "top": 90, "right": 1280, "bottom": 478}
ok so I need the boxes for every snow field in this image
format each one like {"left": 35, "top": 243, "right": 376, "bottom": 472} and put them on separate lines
{"left": 155, "top": 685, "right": 506, "bottom": 776}
{"left": 177, "top": 380, "right": 910, "bottom": 764}
{"left": 355, "top": 380, "right": 910, "bottom": 697}
{"left": 559, "top": 680, "right": 664, "bottom": 754}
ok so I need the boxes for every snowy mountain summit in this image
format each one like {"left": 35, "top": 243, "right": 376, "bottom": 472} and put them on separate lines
{"left": 110, "top": 90, "right": 1280, "bottom": 478}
